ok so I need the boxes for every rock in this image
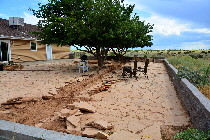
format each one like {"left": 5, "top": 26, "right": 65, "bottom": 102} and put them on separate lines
{"left": 69, "top": 108, "right": 79, "bottom": 115}
{"left": 66, "top": 104, "right": 76, "bottom": 110}
{"left": 66, "top": 121, "right": 74, "bottom": 130}
{"left": 104, "top": 84, "right": 112, "bottom": 88}
{"left": 74, "top": 111, "right": 83, "bottom": 116}
{"left": 1, "top": 100, "right": 22, "bottom": 105}
{"left": 91, "top": 89, "right": 100, "bottom": 94}
{"left": 66, "top": 115, "right": 80, "bottom": 128}
{"left": 3, "top": 105, "right": 13, "bottom": 109}
{"left": 82, "top": 128, "right": 99, "bottom": 138}
{"left": 48, "top": 91, "right": 56, "bottom": 95}
{"left": 35, "top": 123, "right": 43, "bottom": 128}
{"left": 14, "top": 104, "right": 27, "bottom": 109}
{"left": 86, "top": 120, "right": 113, "bottom": 130}
{"left": 111, "top": 80, "right": 116, "bottom": 84}
{"left": 60, "top": 108, "right": 72, "bottom": 117}
{"left": 0, "top": 110, "right": 11, "bottom": 114}
{"left": 99, "top": 86, "right": 105, "bottom": 91}
{"left": 73, "top": 101, "right": 96, "bottom": 113}
{"left": 59, "top": 108, "right": 78, "bottom": 117}
{"left": 66, "top": 121, "right": 81, "bottom": 132}
{"left": 54, "top": 112, "right": 61, "bottom": 116}
{"left": 54, "top": 112, "right": 65, "bottom": 121}
{"left": 65, "top": 129, "right": 81, "bottom": 136}
{"left": 108, "top": 130, "right": 142, "bottom": 140}
{"left": 42, "top": 95, "right": 54, "bottom": 100}
{"left": 19, "top": 97, "right": 37, "bottom": 102}
{"left": 97, "top": 131, "right": 109, "bottom": 139}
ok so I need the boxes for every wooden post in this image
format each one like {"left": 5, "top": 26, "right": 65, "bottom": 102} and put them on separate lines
{"left": 133, "top": 56, "right": 138, "bottom": 77}
{"left": 145, "top": 58, "right": 149, "bottom": 66}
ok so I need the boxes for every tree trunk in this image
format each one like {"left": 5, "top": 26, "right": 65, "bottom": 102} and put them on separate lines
{"left": 118, "top": 54, "right": 124, "bottom": 62}
{"left": 97, "top": 56, "right": 105, "bottom": 68}
{"left": 111, "top": 48, "right": 126, "bottom": 62}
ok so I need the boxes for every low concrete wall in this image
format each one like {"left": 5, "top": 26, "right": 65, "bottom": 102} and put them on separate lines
{"left": 0, "top": 120, "right": 92, "bottom": 140}
{"left": 164, "top": 59, "right": 210, "bottom": 131}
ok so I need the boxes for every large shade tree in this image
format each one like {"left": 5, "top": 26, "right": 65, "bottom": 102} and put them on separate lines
{"left": 110, "top": 14, "right": 153, "bottom": 61}
{"left": 30, "top": 0, "right": 153, "bottom": 67}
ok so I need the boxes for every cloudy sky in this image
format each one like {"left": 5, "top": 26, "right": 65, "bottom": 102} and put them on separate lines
{"left": 0, "top": 0, "right": 210, "bottom": 50}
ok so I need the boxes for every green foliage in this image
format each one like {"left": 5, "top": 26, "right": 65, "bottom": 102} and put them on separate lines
{"left": 197, "top": 54, "right": 204, "bottom": 58}
{"left": 110, "top": 14, "right": 153, "bottom": 60}
{"left": 189, "top": 54, "right": 198, "bottom": 59}
{"left": 121, "top": 49, "right": 210, "bottom": 60}
{"left": 176, "top": 66, "right": 210, "bottom": 86}
{"left": 174, "top": 128, "right": 210, "bottom": 140}
{"left": 29, "top": 0, "right": 153, "bottom": 67}
{"left": 167, "top": 56, "right": 208, "bottom": 70}
{"left": 167, "top": 56, "right": 210, "bottom": 86}
{"left": 108, "top": 51, "right": 115, "bottom": 56}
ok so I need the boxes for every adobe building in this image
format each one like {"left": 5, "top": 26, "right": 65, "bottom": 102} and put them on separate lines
{"left": 0, "top": 17, "right": 71, "bottom": 62}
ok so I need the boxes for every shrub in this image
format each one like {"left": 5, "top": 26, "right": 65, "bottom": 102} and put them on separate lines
{"left": 174, "top": 128, "right": 210, "bottom": 140}
{"left": 167, "top": 56, "right": 208, "bottom": 70}
{"left": 197, "top": 54, "right": 204, "bottom": 58}
{"left": 167, "top": 56, "right": 210, "bottom": 86}
{"left": 176, "top": 66, "right": 210, "bottom": 86}
{"left": 189, "top": 55, "right": 198, "bottom": 59}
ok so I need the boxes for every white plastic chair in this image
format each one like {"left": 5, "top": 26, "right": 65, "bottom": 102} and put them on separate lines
{"left": 78, "top": 61, "right": 88, "bottom": 73}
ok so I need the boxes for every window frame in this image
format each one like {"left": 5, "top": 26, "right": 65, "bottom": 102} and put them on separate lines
{"left": 30, "top": 41, "right": 37, "bottom": 51}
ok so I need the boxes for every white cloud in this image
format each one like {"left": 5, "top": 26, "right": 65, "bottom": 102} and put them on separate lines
{"left": 23, "top": 12, "right": 40, "bottom": 25}
{"left": 125, "top": 0, "right": 210, "bottom": 36}
{"left": 40, "top": 0, "right": 48, "bottom": 2}
{"left": 142, "top": 14, "right": 190, "bottom": 36}
{"left": 140, "top": 13, "right": 210, "bottom": 36}
{"left": 181, "top": 41, "right": 210, "bottom": 50}
{"left": 124, "top": 1, "right": 192, "bottom": 36}
{"left": 30, "top": 3, "right": 37, "bottom": 5}
{"left": 0, "top": 13, "right": 6, "bottom": 18}
{"left": 124, "top": 0, "right": 146, "bottom": 11}
{"left": 0, "top": 13, "right": 5, "bottom": 16}
{"left": 190, "top": 28, "right": 210, "bottom": 34}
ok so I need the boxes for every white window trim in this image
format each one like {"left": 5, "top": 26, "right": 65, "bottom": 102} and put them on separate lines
{"left": 30, "top": 41, "right": 37, "bottom": 51}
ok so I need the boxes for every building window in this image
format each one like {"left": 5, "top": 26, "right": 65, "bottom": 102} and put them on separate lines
{"left": 30, "top": 41, "right": 37, "bottom": 51}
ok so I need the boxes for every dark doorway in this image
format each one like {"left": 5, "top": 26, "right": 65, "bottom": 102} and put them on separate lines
{"left": 0, "top": 41, "right": 9, "bottom": 61}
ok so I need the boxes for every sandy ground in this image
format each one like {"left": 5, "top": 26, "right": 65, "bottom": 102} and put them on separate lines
{"left": 0, "top": 59, "right": 191, "bottom": 140}
{"left": 0, "top": 59, "right": 98, "bottom": 104}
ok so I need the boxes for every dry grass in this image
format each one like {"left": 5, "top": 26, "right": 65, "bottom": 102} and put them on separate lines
{"left": 198, "top": 85, "right": 210, "bottom": 99}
